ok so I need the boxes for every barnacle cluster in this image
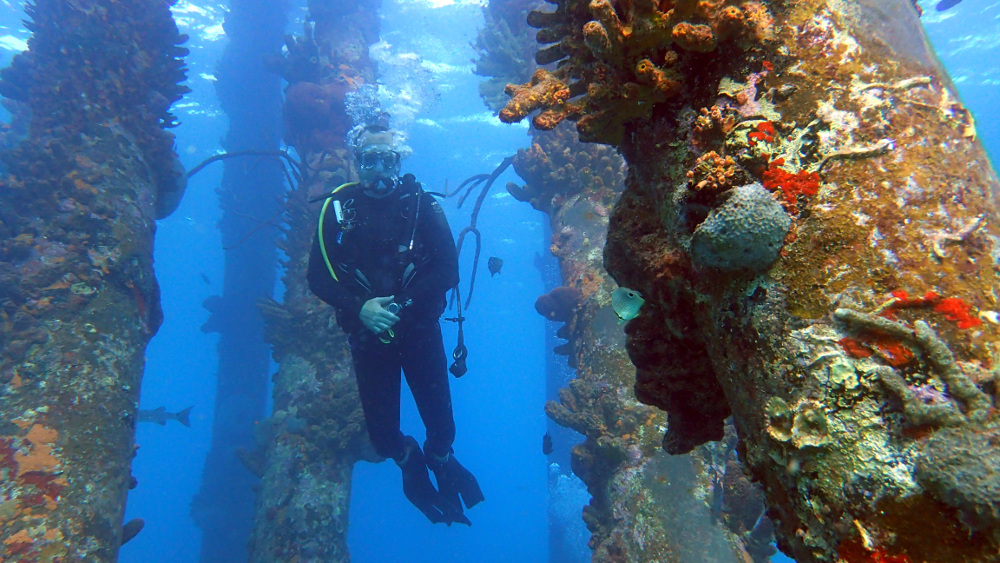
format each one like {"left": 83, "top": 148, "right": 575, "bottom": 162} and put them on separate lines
{"left": 500, "top": 0, "right": 774, "bottom": 145}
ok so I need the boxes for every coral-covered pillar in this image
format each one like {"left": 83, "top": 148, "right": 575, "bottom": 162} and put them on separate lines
{"left": 505, "top": 0, "right": 1000, "bottom": 560}
{"left": 515, "top": 126, "right": 762, "bottom": 561}
{"left": 477, "top": 0, "right": 776, "bottom": 557}
{"left": 246, "top": 0, "right": 381, "bottom": 560}
{"left": 191, "top": 1, "right": 288, "bottom": 560}
{"left": 480, "top": 0, "right": 772, "bottom": 558}
{"left": 0, "top": 0, "right": 188, "bottom": 560}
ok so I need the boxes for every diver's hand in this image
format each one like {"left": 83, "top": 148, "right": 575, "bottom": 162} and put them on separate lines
{"left": 360, "top": 296, "right": 400, "bottom": 334}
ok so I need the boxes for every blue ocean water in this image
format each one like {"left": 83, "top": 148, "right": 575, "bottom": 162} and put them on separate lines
{"left": 0, "top": 0, "right": 996, "bottom": 561}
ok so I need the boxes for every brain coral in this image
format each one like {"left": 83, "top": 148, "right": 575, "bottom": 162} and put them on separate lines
{"left": 690, "top": 183, "right": 790, "bottom": 272}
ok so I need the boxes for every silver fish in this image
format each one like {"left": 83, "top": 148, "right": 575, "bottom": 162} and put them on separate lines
{"left": 611, "top": 287, "right": 644, "bottom": 324}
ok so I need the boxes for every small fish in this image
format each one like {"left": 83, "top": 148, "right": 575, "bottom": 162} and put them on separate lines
{"left": 533, "top": 251, "right": 545, "bottom": 272}
{"left": 488, "top": 256, "right": 503, "bottom": 277}
{"left": 611, "top": 287, "right": 645, "bottom": 324}
{"left": 542, "top": 432, "right": 553, "bottom": 455}
{"left": 199, "top": 272, "right": 211, "bottom": 285}
{"left": 138, "top": 406, "right": 193, "bottom": 427}
{"left": 936, "top": 0, "right": 963, "bottom": 10}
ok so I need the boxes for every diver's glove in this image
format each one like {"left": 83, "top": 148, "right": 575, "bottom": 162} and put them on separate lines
{"left": 359, "top": 295, "right": 400, "bottom": 335}
{"left": 427, "top": 450, "right": 485, "bottom": 520}
{"left": 397, "top": 436, "right": 465, "bottom": 525}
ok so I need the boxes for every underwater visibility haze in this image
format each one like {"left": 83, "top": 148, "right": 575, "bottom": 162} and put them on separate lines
{"left": 0, "top": 0, "right": 999, "bottom": 562}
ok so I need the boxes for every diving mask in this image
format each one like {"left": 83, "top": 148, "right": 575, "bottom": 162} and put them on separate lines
{"left": 359, "top": 147, "right": 400, "bottom": 169}
{"left": 358, "top": 144, "right": 401, "bottom": 194}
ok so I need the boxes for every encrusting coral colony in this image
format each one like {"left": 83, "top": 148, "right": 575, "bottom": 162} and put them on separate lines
{"left": 0, "top": 0, "right": 188, "bottom": 560}
{"left": 498, "top": 0, "right": 1000, "bottom": 560}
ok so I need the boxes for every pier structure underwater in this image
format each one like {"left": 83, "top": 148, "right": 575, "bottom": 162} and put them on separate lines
{"left": 499, "top": 0, "right": 1000, "bottom": 560}
{"left": 2, "top": 0, "right": 1000, "bottom": 562}
{"left": 0, "top": 0, "right": 188, "bottom": 559}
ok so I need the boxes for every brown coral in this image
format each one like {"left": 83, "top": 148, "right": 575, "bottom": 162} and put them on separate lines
{"left": 507, "top": 123, "right": 624, "bottom": 213}
{"left": 692, "top": 105, "right": 738, "bottom": 147}
{"left": 283, "top": 81, "right": 353, "bottom": 154}
{"left": 499, "top": 69, "right": 580, "bottom": 130}
{"left": 535, "top": 286, "right": 583, "bottom": 322}
{"left": 501, "top": 0, "right": 774, "bottom": 145}
{"left": 672, "top": 22, "right": 717, "bottom": 52}
{"left": 634, "top": 58, "right": 682, "bottom": 96}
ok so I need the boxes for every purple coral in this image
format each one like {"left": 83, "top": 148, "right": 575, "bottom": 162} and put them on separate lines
{"left": 911, "top": 383, "right": 950, "bottom": 406}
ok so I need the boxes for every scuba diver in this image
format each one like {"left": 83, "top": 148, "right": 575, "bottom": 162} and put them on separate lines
{"left": 307, "top": 125, "right": 484, "bottom": 525}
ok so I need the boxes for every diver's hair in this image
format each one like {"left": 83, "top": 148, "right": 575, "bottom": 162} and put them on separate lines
{"left": 348, "top": 124, "right": 395, "bottom": 158}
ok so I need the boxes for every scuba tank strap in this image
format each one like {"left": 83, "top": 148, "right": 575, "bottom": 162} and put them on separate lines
{"left": 400, "top": 172, "right": 423, "bottom": 252}
{"left": 398, "top": 174, "right": 423, "bottom": 288}
{"left": 317, "top": 182, "right": 359, "bottom": 283}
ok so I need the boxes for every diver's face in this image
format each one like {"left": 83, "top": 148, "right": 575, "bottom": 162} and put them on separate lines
{"left": 358, "top": 144, "right": 400, "bottom": 193}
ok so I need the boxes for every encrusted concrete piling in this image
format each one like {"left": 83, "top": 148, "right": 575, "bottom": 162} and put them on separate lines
{"left": 503, "top": 0, "right": 1000, "bottom": 560}
{"left": 246, "top": 0, "right": 383, "bottom": 560}
{"left": 0, "top": 0, "right": 188, "bottom": 560}
{"left": 479, "top": 0, "right": 773, "bottom": 558}
{"left": 192, "top": 1, "right": 288, "bottom": 559}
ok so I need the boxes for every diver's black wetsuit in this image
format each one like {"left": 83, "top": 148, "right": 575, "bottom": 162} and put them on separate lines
{"left": 307, "top": 175, "right": 459, "bottom": 461}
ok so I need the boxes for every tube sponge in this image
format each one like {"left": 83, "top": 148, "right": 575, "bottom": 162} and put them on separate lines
{"left": 690, "top": 183, "right": 790, "bottom": 272}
